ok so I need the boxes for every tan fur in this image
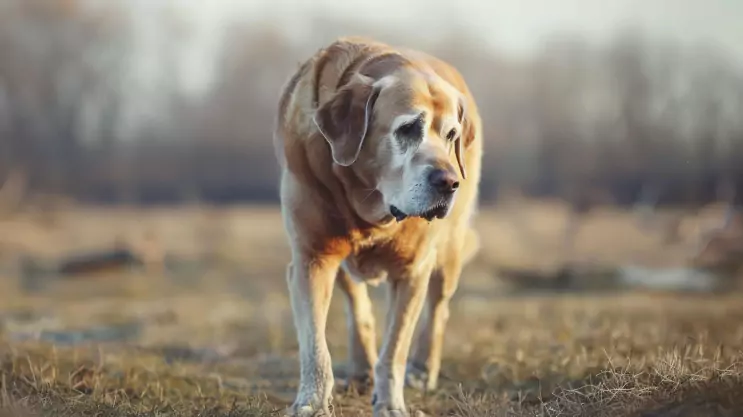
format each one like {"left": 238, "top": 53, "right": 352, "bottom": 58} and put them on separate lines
{"left": 274, "top": 37, "right": 483, "bottom": 417}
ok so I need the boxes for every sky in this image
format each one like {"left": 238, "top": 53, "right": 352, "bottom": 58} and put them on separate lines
{"left": 173, "top": 0, "right": 743, "bottom": 54}
{"left": 124, "top": 0, "right": 743, "bottom": 96}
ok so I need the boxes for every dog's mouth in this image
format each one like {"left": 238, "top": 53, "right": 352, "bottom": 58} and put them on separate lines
{"left": 390, "top": 205, "right": 409, "bottom": 221}
{"left": 390, "top": 200, "right": 451, "bottom": 222}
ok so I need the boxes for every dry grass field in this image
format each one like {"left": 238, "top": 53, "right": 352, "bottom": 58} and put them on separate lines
{"left": 0, "top": 202, "right": 742, "bottom": 416}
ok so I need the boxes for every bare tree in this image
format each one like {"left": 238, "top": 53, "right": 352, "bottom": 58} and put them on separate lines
{"left": 0, "top": 0, "right": 131, "bottom": 199}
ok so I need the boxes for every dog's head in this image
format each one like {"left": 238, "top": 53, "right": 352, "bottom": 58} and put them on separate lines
{"left": 313, "top": 68, "right": 472, "bottom": 222}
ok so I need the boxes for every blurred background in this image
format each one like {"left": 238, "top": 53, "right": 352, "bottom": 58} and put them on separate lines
{"left": 0, "top": 1, "right": 743, "bottom": 415}
{"left": 1, "top": 0, "right": 742, "bottom": 284}
{"left": 1, "top": 0, "right": 742, "bottom": 206}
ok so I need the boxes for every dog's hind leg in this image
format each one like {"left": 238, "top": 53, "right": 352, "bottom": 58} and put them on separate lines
{"left": 335, "top": 268, "right": 378, "bottom": 393}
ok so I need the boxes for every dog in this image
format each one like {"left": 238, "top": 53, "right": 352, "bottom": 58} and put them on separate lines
{"left": 273, "top": 37, "right": 483, "bottom": 417}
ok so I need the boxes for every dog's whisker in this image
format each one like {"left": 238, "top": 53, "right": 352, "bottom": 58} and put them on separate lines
{"left": 360, "top": 189, "right": 377, "bottom": 203}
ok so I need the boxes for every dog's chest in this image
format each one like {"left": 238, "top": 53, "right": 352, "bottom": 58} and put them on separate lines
{"left": 342, "top": 243, "right": 391, "bottom": 284}
{"left": 342, "top": 228, "right": 427, "bottom": 284}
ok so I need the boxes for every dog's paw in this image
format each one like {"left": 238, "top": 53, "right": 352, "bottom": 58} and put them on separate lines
{"left": 372, "top": 405, "right": 410, "bottom": 417}
{"left": 334, "top": 373, "right": 373, "bottom": 395}
{"left": 371, "top": 393, "right": 410, "bottom": 417}
{"left": 284, "top": 404, "right": 333, "bottom": 417}
{"left": 404, "top": 363, "right": 431, "bottom": 392}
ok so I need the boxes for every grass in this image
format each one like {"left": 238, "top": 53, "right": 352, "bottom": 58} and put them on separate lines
{"left": 0, "top": 202, "right": 742, "bottom": 416}
{"left": 0, "top": 343, "right": 277, "bottom": 416}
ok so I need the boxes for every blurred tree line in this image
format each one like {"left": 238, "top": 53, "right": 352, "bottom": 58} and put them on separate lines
{"left": 1, "top": 0, "right": 742, "bottom": 208}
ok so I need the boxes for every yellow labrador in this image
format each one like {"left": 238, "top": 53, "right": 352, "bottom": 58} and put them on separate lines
{"left": 273, "top": 37, "right": 482, "bottom": 417}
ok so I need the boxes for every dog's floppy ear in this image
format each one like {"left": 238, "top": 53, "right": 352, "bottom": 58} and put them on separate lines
{"left": 313, "top": 74, "right": 382, "bottom": 166}
{"left": 455, "top": 95, "right": 473, "bottom": 180}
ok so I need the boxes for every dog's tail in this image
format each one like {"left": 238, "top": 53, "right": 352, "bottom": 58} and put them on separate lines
{"left": 461, "top": 227, "right": 480, "bottom": 266}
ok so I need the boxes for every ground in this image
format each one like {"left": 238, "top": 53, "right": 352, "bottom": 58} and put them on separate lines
{"left": 0, "top": 203, "right": 742, "bottom": 416}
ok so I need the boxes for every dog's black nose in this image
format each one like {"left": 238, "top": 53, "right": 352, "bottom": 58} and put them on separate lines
{"left": 428, "top": 168, "right": 459, "bottom": 194}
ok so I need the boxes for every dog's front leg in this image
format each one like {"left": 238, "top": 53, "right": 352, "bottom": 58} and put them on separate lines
{"left": 286, "top": 255, "right": 341, "bottom": 416}
{"left": 372, "top": 264, "right": 433, "bottom": 417}
{"left": 336, "top": 269, "right": 378, "bottom": 392}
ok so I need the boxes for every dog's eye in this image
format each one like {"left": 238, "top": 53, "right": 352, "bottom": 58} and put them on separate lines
{"left": 396, "top": 118, "right": 423, "bottom": 140}
{"left": 446, "top": 128, "right": 457, "bottom": 141}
